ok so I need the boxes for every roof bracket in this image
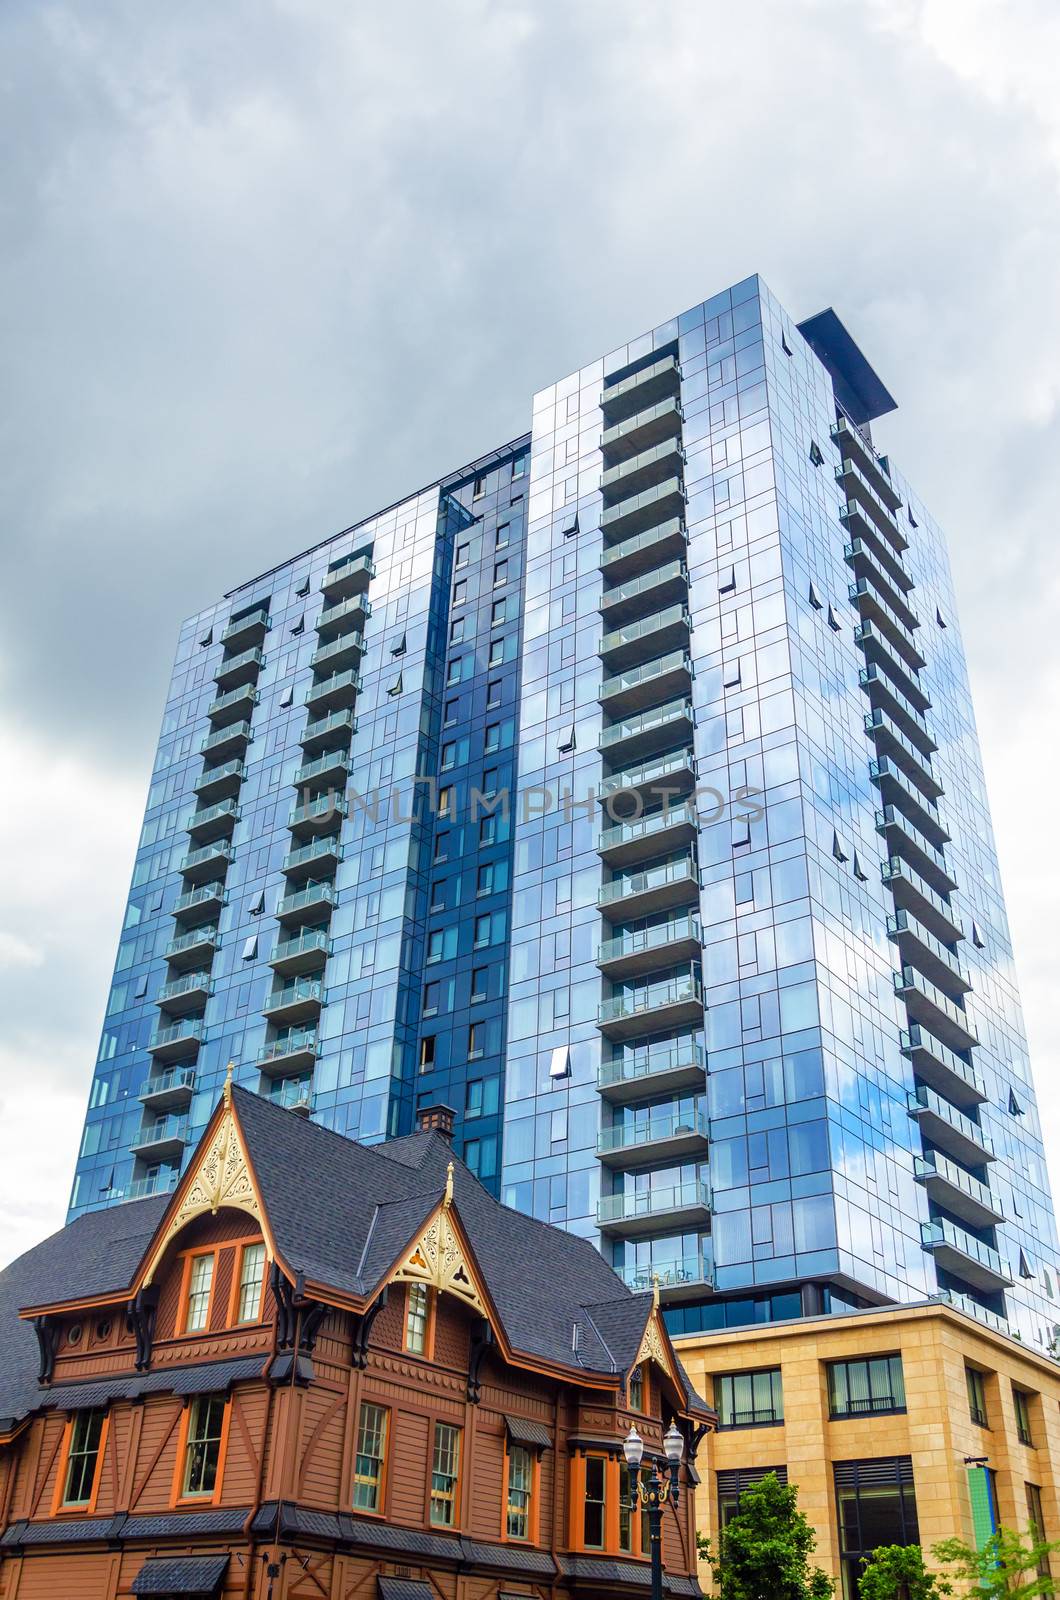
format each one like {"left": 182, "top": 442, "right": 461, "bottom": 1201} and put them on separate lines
{"left": 467, "top": 1317, "right": 494, "bottom": 1404}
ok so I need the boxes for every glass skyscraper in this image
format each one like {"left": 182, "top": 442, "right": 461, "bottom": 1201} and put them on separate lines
{"left": 71, "top": 273, "right": 1060, "bottom": 1352}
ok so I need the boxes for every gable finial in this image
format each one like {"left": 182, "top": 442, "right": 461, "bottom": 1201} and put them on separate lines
{"left": 444, "top": 1160, "right": 455, "bottom": 1209}
{"left": 652, "top": 1272, "right": 661, "bottom": 1313}
{"left": 223, "top": 1061, "right": 235, "bottom": 1106}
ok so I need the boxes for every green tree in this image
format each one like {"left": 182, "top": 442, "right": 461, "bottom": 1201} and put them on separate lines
{"left": 859, "top": 1544, "right": 951, "bottom": 1600}
{"left": 934, "top": 1527, "right": 1060, "bottom": 1600}
{"left": 705, "top": 1471, "right": 833, "bottom": 1600}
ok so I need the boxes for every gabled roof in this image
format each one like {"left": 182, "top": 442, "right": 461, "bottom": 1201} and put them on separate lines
{"left": 8, "top": 1087, "right": 711, "bottom": 1424}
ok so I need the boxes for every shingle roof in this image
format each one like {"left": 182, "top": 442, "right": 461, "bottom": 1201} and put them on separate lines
{"left": 131, "top": 1553, "right": 229, "bottom": 1594}
{"left": 377, "top": 1581, "right": 435, "bottom": 1600}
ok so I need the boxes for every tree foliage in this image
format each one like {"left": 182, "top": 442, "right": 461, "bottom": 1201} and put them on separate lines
{"left": 704, "top": 1471, "right": 833, "bottom": 1600}
{"left": 933, "top": 1527, "right": 1060, "bottom": 1600}
{"left": 859, "top": 1544, "right": 951, "bottom": 1600}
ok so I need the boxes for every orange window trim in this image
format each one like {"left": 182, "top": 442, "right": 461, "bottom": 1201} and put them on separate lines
{"left": 571, "top": 1451, "right": 634, "bottom": 1555}
{"left": 170, "top": 1397, "right": 232, "bottom": 1508}
{"left": 500, "top": 1443, "right": 541, "bottom": 1545}
{"left": 349, "top": 1399, "right": 391, "bottom": 1519}
{"left": 427, "top": 1419, "right": 463, "bottom": 1530}
{"left": 227, "top": 1239, "right": 267, "bottom": 1327}
{"left": 51, "top": 1413, "right": 110, "bottom": 1517}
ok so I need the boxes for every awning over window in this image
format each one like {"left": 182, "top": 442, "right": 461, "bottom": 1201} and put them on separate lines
{"left": 132, "top": 1554, "right": 229, "bottom": 1595}
{"left": 377, "top": 1579, "right": 436, "bottom": 1600}
{"left": 504, "top": 1415, "right": 553, "bottom": 1451}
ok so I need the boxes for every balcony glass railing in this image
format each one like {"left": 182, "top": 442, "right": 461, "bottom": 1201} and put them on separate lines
{"left": 599, "top": 698, "right": 692, "bottom": 754}
{"left": 600, "top": 559, "right": 688, "bottom": 613}
{"left": 908, "top": 1086, "right": 993, "bottom": 1155}
{"left": 876, "top": 807, "right": 952, "bottom": 881}
{"left": 598, "top": 856, "right": 698, "bottom": 908}
{"left": 150, "top": 1019, "right": 205, "bottom": 1049}
{"left": 132, "top": 1114, "right": 189, "bottom": 1148}
{"left": 600, "top": 515, "right": 687, "bottom": 571}
{"left": 599, "top": 650, "right": 691, "bottom": 705}
{"left": 271, "top": 930, "right": 330, "bottom": 962}
{"left": 317, "top": 593, "right": 371, "bottom": 631}
{"left": 283, "top": 836, "right": 341, "bottom": 873}
{"left": 921, "top": 1218, "right": 1010, "bottom": 1281}
{"left": 598, "top": 803, "right": 697, "bottom": 855}
{"left": 158, "top": 971, "right": 212, "bottom": 1003}
{"left": 141, "top": 1065, "right": 197, "bottom": 1100}
{"left": 220, "top": 606, "right": 270, "bottom": 644}
{"left": 599, "top": 1109, "right": 709, "bottom": 1155}
{"left": 598, "top": 1180, "right": 711, "bottom": 1224}
{"left": 888, "top": 911, "right": 969, "bottom": 991}
{"left": 617, "top": 1256, "right": 711, "bottom": 1292}
{"left": 600, "top": 354, "right": 681, "bottom": 419}
{"left": 600, "top": 604, "right": 689, "bottom": 659}
{"left": 174, "top": 883, "right": 226, "bottom": 915}
{"left": 865, "top": 710, "right": 940, "bottom": 796}
{"left": 265, "top": 978, "right": 324, "bottom": 1012}
{"left": 180, "top": 840, "right": 233, "bottom": 873}
{"left": 598, "top": 747, "right": 695, "bottom": 799}
{"left": 598, "top": 968, "right": 702, "bottom": 1026}
{"left": 276, "top": 881, "right": 335, "bottom": 918}
{"left": 295, "top": 752, "right": 351, "bottom": 788}
{"left": 321, "top": 552, "right": 375, "bottom": 590}
{"left": 915, "top": 1152, "right": 998, "bottom": 1216}
{"left": 304, "top": 670, "right": 361, "bottom": 707}
{"left": 208, "top": 683, "right": 260, "bottom": 718}
{"left": 195, "top": 759, "right": 245, "bottom": 792}
{"left": 897, "top": 975, "right": 979, "bottom": 1049}
{"left": 599, "top": 1038, "right": 706, "bottom": 1092}
{"left": 165, "top": 927, "right": 219, "bottom": 959}
{"left": 201, "top": 720, "right": 253, "bottom": 755}
{"left": 289, "top": 795, "right": 348, "bottom": 829}
{"left": 259, "top": 1028, "right": 318, "bottom": 1064}
{"left": 310, "top": 632, "right": 365, "bottom": 670}
{"left": 602, "top": 437, "right": 685, "bottom": 494}
{"left": 125, "top": 1169, "right": 180, "bottom": 1202}
{"left": 187, "top": 799, "right": 239, "bottom": 833}
{"left": 601, "top": 395, "right": 683, "bottom": 453}
{"left": 268, "top": 1079, "right": 315, "bottom": 1112}
{"left": 214, "top": 646, "right": 264, "bottom": 681}
{"left": 302, "top": 709, "right": 356, "bottom": 744}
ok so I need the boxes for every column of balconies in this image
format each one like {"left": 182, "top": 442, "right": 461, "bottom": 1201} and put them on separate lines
{"left": 257, "top": 552, "right": 372, "bottom": 1104}
{"left": 593, "top": 353, "right": 711, "bottom": 1296}
{"left": 137, "top": 605, "right": 271, "bottom": 1178}
{"left": 839, "top": 420, "right": 1006, "bottom": 1311}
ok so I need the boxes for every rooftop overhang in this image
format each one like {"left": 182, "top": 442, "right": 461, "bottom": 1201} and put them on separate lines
{"left": 797, "top": 307, "right": 898, "bottom": 425}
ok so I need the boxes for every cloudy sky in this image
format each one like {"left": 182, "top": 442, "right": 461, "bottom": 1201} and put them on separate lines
{"left": 1, "top": 0, "right": 1058, "bottom": 1263}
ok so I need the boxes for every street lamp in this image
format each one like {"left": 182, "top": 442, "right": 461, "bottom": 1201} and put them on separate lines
{"left": 624, "top": 1422, "right": 686, "bottom": 1600}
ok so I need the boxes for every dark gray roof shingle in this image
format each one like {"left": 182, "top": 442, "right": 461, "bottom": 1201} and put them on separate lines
{"left": 132, "top": 1553, "right": 229, "bottom": 1594}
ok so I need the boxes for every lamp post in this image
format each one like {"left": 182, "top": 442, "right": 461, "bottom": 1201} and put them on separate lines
{"left": 624, "top": 1421, "right": 686, "bottom": 1600}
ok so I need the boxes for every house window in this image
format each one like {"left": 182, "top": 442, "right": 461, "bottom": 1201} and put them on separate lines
{"left": 488, "top": 638, "right": 504, "bottom": 667}
{"left": 453, "top": 579, "right": 467, "bottom": 606}
{"left": 496, "top": 523, "right": 510, "bottom": 549}
{"left": 468, "top": 1023, "right": 483, "bottom": 1060}
{"left": 477, "top": 864, "right": 494, "bottom": 897}
{"left": 1027, "top": 1483, "right": 1049, "bottom": 1574}
{"left": 455, "top": 543, "right": 470, "bottom": 567}
{"left": 181, "top": 1397, "right": 227, "bottom": 1498}
{"left": 1014, "top": 1387, "right": 1034, "bottom": 1446}
{"left": 441, "top": 742, "right": 457, "bottom": 771}
{"left": 61, "top": 1410, "right": 105, "bottom": 1507}
{"left": 486, "top": 679, "right": 502, "bottom": 709}
{"left": 438, "top": 787, "right": 453, "bottom": 819}
{"left": 184, "top": 1252, "right": 215, "bottom": 1333}
{"left": 834, "top": 1458, "right": 918, "bottom": 1600}
{"left": 494, "top": 560, "right": 508, "bottom": 586}
{"left": 583, "top": 1455, "right": 608, "bottom": 1548}
{"left": 449, "top": 618, "right": 465, "bottom": 645}
{"left": 628, "top": 1364, "right": 645, "bottom": 1411}
{"left": 470, "top": 967, "right": 488, "bottom": 1003}
{"left": 405, "top": 1283, "right": 430, "bottom": 1354}
{"left": 967, "top": 1366, "right": 988, "bottom": 1427}
{"left": 485, "top": 723, "right": 501, "bottom": 754}
{"left": 828, "top": 1355, "right": 906, "bottom": 1418}
{"left": 443, "top": 698, "right": 459, "bottom": 727}
{"left": 619, "top": 1462, "right": 647, "bottom": 1554}
{"left": 506, "top": 1444, "right": 533, "bottom": 1539}
{"left": 235, "top": 1242, "right": 266, "bottom": 1324}
{"left": 430, "top": 1422, "right": 462, "bottom": 1526}
{"left": 715, "top": 1368, "right": 784, "bottom": 1428}
{"left": 419, "top": 1036, "right": 436, "bottom": 1071}
{"left": 423, "top": 982, "right": 439, "bottom": 1017}
{"left": 352, "top": 1402, "right": 389, "bottom": 1512}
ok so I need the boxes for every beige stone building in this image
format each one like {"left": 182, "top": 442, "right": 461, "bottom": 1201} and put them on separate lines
{"left": 676, "top": 1300, "right": 1060, "bottom": 1597}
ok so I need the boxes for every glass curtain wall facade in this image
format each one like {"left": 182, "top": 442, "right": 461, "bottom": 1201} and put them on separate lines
{"left": 71, "top": 274, "right": 1059, "bottom": 1352}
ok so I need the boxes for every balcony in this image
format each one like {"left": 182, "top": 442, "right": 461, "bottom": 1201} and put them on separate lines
{"left": 597, "top": 913, "right": 702, "bottom": 981}
{"left": 915, "top": 1152, "right": 1004, "bottom": 1231}
{"left": 139, "top": 1065, "right": 197, "bottom": 1111}
{"left": 316, "top": 593, "right": 372, "bottom": 637}
{"left": 124, "top": 1169, "right": 180, "bottom": 1204}
{"left": 282, "top": 834, "right": 342, "bottom": 881}
{"left": 921, "top": 1218, "right": 1013, "bottom": 1293}
{"left": 263, "top": 977, "right": 324, "bottom": 1025}
{"left": 598, "top": 855, "right": 699, "bottom": 922}
{"left": 859, "top": 666, "right": 935, "bottom": 752}
{"left": 600, "top": 520, "right": 689, "bottom": 589}
{"left": 163, "top": 926, "right": 219, "bottom": 969}
{"left": 600, "top": 353, "right": 681, "bottom": 423}
{"left": 599, "top": 560, "right": 689, "bottom": 627}
{"left": 147, "top": 1019, "right": 204, "bottom": 1062}
{"left": 289, "top": 793, "right": 348, "bottom": 839}
{"left": 831, "top": 418, "right": 904, "bottom": 516}
{"left": 597, "top": 965, "right": 704, "bottom": 1042}
{"left": 172, "top": 882, "right": 226, "bottom": 925}
{"left": 186, "top": 797, "right": 240, "bottom": 844}
{"left": 597, "top": 1179, "right": 711, "bottom": 1237}
{"left": 896, "top": 972, "right": 979, "bottom": 1056}
{"left": 599, "top": 651, "right": 692, "bottom": 721}
{"left": 258, "top": 1028, "right": 319, "bottom": 1078}
{"left": 300, "top": 708, "right": 356, "bottom": 754}
{"left": 845, "top": 544, "right": 919, "bottom": 632}
{"left": 599, "top": 477, "right": 687, "bottom": 544}
{"left": 617, "top": 1256, "right": 713, "bottom": 1302}
{"left": 304, "top": 669, "right": 360, "bottom": 715}
{"left": 849, "top": 580, "right": 926, "bottom": 671}
{"left": 598, "top": 1038, "right": 706, "bottom": 1103}
{"left": 598, "top": 746, "right": 697, "bottom": 813}
{"left": 193, "top": 759, "right": 244, "bottom": 803}
{"left": 294, "top": 750, "right": 351, "bottom": 793}
{"left": 276, "top": 879, "right": 335, "bottom": 927}
{"left": 601, "top": 395, "right": 684, "bottom": 461}
{"left": 843, "top": 528, "right": 914, "bottom": 597}
{"left": 220, "top": 606, "right": 270, "bottom": 650}
{"left": 320, "top": 551, "right": 375, "bottom": 602}
{"left": 599, "top": 605, "right": 691, "bottom": 672}
{"left": 213, "top": 646, "right": 265, "bottom": 691}
{"left": 888, "top": 910, "right": 970, "bottom": 998}
{"left": 269, "top": 928, "right": 330, "bottom": 976}
{"left": 179, "top": 839, "right": 233, "bottom": 883}
{"left": 908, "top": 1086, "right": 994, "bottom": 1167}
{"left": 157, "top": 970, "right": 212, "bottom": 1016}
{"left": 876, "top": 807, "right": 956, "bottom": 895}
{"left": 598, "top": 697, "right": 694, "bottom": 767}
{"left": 853, "top": 623, "right": 928, "bottom": 711}
{"left": 870, "top": 758, "right": 949, "bottom": 849}
{"left": 597, "top": 800, "right": 698, "bottom": 869}
{"left": 599, "top": 1109, "right": 710, "bottom": 1169}
{"left": 310, "top": 631, "right": 365, "bottom": 674}
{"left": 266, "top": 1078, "right": 315, "bottom": 1116}
{"left": 130, "top": 1114, "right": 190, "bottom": 1162}
{"left": 882, "top": 858, "right": 963, "bottom": 946}
{"left": 602, "top": 439, "right": 686, "bottom": 504}
{"left": 865, "top": 711, "right": 942, "bottom": 801}
{"left": 933, "top": 1287, "right": 1009, "bottom": 1337}
{"left": 207, "top": 682, "right": 260, "bottom": 726}
{"left": 201, "top": 719, "right": 253, "bottom": 760}
{"left": 902, "top": 1023, "right": 984, "bottom": 1112}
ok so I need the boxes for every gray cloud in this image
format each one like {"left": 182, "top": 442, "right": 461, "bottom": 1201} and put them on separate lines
{"left": 1, "top": 0, "right": 1058, "bottom": 1259}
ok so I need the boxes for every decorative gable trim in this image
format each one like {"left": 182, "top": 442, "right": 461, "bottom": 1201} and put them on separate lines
{"left": 388, "top": 1200, "right": 487, "bottom": 1319}
{"left": 634, "top": 1305, "right": 681, "bottom": 1391}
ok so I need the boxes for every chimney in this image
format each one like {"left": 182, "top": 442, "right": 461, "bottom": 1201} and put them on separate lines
{"left": 416, "top": 1104, "right": 456, "bottom": 1142}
